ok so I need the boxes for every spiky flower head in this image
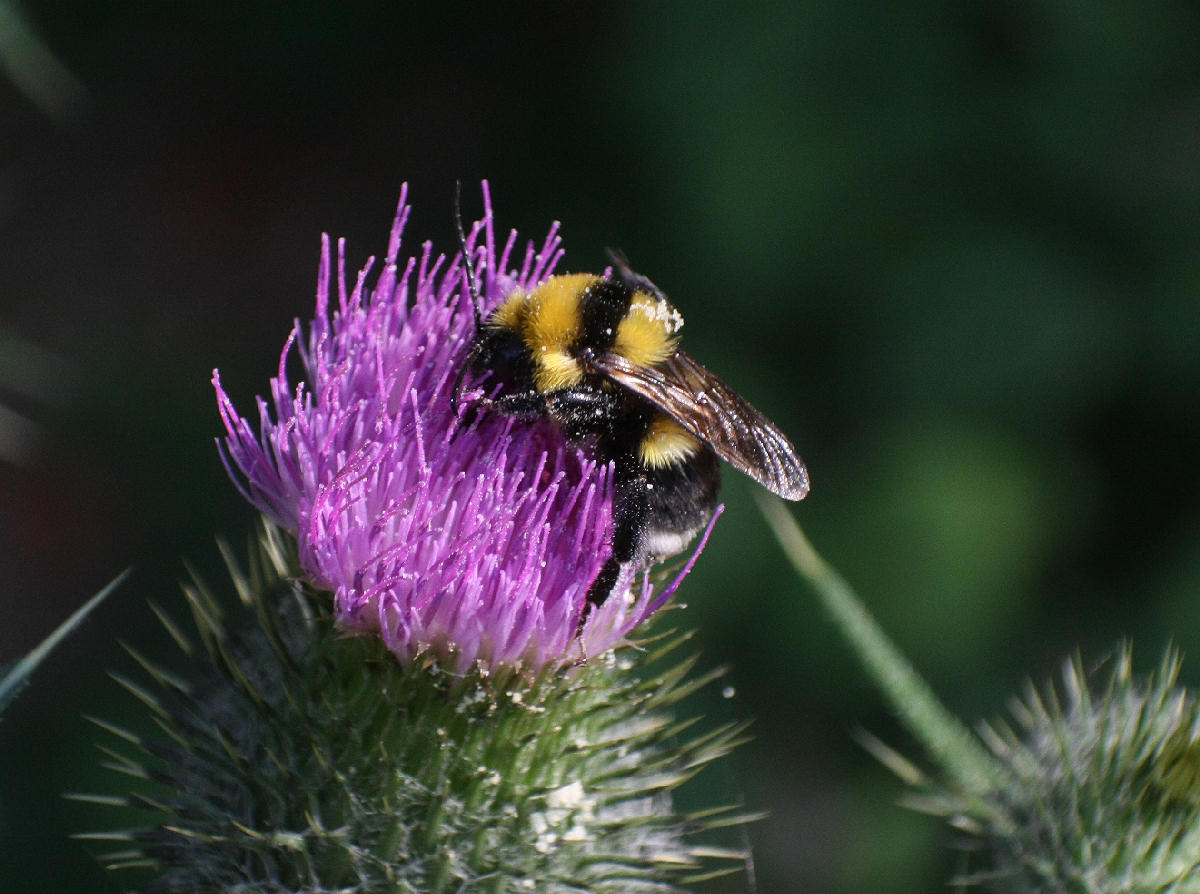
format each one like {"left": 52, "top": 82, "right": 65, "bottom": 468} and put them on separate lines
{"left": 76, "top": 522, "right": 754, "bottom": 892}
{"left": 897, "top": 646, "right": 1200, "bottom": 892}
{"left": 976, "top": 647, "right": 1200, "bottom": 891}
{"left": 213, "top": 184, "right": 709, "bottom": 672}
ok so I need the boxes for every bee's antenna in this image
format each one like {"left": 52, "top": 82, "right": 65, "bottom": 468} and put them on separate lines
{"left": 452, "top": 181, "right": 485, "bottom": 418}
{"left": 454, "top": 180, "right": 484, "bottom": 333}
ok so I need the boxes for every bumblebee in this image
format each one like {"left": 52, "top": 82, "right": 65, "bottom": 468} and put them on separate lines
{"left": 452, "top": 205, "right": 809, "bottom": 619}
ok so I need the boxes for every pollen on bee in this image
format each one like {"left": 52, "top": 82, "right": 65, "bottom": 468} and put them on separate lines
{"left": 614, "top": 293, "right": 681, "bottom": 368}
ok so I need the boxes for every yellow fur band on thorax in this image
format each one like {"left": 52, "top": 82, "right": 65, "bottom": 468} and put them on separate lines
{"left": 500, "top": 274, "right": 684, "bottom": 393}
{"left": 523, "top": 274, "right": 594, "bottom": 391}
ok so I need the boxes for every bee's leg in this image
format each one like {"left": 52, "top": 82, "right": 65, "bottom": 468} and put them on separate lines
{"left": 543, "top": 387, "right": 622, "bottom": 442}
{"left": 584, "top": 558, "right": 622, "bottom": 615}
{"left": 449, "top": 361, "right": 474, "bottom": 419}
{"left": 451, "top": 388, "right": 548, "bottom": 446}
{"left": 486, "top": 390, "right": 550, "bottom": 418}
{"left": 578, "top": 469, "right": 648, "bottom": 636}
{"left": 609, "top": 468, "right": 649, "bottom": 571}
{"left": 450, "top": 398, "right": 482, "bottom": 438}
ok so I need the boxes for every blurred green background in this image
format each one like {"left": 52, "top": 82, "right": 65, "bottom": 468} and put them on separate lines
{"left": 2, "top": 1, "right": 1199, "bottom": 890}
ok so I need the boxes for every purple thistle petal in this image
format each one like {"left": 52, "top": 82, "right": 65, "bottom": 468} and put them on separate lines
{"left": 213, "top": 184, "right": 714, "bottom": 672}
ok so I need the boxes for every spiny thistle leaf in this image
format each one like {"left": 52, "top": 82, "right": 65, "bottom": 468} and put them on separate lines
{"left": 0, "top": 569, "right": 127, "bottom": 718}
{"left": 80, "top": 521, "right": 754, "bottom": 893}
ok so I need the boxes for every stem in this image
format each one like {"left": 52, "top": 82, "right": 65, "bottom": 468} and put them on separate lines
{"left": 757, "top": 494, "right": 1003, "bottom": 801}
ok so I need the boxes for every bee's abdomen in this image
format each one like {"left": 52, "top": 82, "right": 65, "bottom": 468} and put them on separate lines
{"left": 642, "top": 446, "right": 720, "bottom": 559}
{"left": 637, "top": 414, "right": 700, "bottom": 468}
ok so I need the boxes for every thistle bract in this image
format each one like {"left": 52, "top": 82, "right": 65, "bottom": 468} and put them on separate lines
{"left": 76, "top": 522, "right": 752, "bottom": 892}
{"left": 214, "top": 185, "right": 708, "bottom": 671}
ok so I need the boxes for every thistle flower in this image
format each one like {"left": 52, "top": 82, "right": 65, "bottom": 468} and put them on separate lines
{"left": 75, "top": 189, "right": 751, "bottom": 892}
{"left": 213, "top": 184, "right": 711, "bottom": 672}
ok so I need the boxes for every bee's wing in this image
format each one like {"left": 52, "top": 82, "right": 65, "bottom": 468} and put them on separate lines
{"left": 606, "top": 249, "right": 668, "bottom": 302}
{"left": 592, "top": 351, "right": 810, "bottom": 500}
